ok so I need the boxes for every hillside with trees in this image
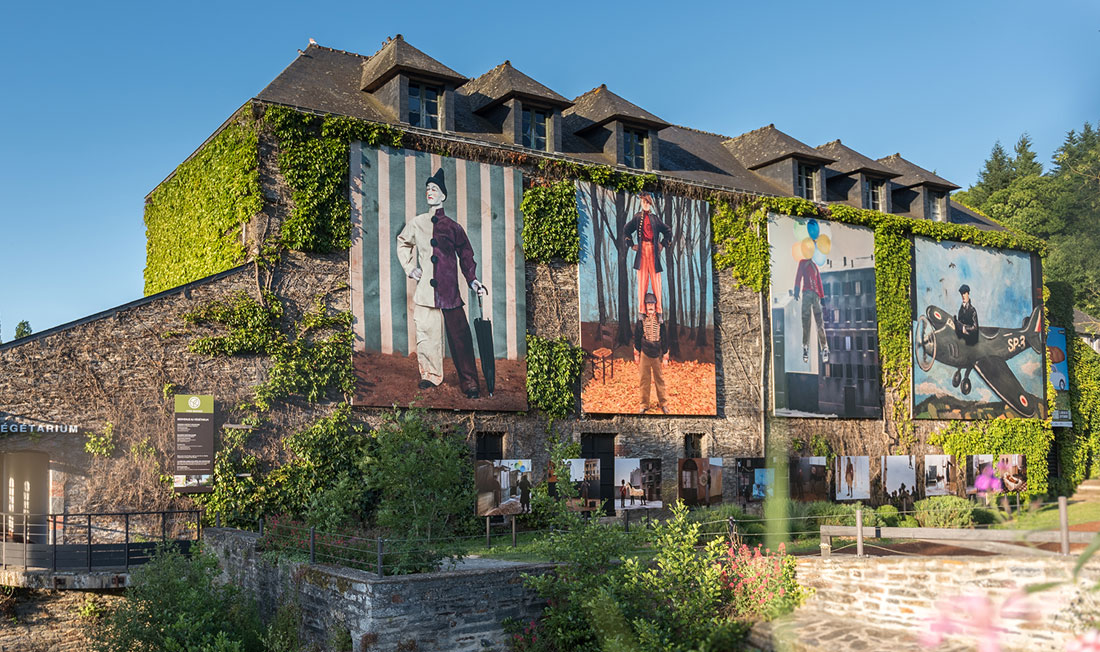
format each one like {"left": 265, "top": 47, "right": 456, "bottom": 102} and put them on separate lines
{"left": 954, "top": 122, "right": 1100, "bottom": 318}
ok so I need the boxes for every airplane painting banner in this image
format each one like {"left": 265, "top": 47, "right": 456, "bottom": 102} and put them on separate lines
{"left": 350, "top": 145, "right": 527, "bottom": 410}
{"left": 912, "top": 237, "right": 1045, "bottom": 419}
{"left": 767, "top": 213, "right": 881, "bottom": 418}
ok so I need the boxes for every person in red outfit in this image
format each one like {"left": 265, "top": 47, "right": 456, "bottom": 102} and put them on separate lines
{"left": 793, "top": 256, "right": 829, "bottom": 364}
{"left": 624, "top": 192, "right": 671, "bottom": 317}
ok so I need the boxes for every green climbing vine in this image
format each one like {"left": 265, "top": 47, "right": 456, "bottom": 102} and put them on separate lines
{"left": 526, "top": 334, "right": 585, "bottom": 419}
{"left": 143, "top": 107, "right": 262, "bottom": 295}
{"left": 264, "top": 106, "right": 404, "bottom": 253}
{"left": 521, "top": 180, "right": 581, "bottom": 263}
{"left": 182, "top": 290, "right": 353, "bottom": 413}
{"left": 929, "top": 420, "right": 1052, "bottom": 497}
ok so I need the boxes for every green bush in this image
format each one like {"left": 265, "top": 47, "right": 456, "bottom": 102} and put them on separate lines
{"left": 913, "top": 496, "right": 974, "bottom": 528}
{"left": 900, "top": 515, "right": 919, "bottom": 528}
{"left": 364, "top": 408, "right": 478, "bottom": 573}
{"left": 876, "top": 505, "right": 900, "bottom": 527}
{"left": 89, "top": 545, "right": 262, "bottom": 652}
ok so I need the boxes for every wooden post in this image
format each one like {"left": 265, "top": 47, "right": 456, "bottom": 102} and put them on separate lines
{"left": 486, "top": 517, "right": 491, "bottom": 549}
{"left": 727, "top": 516, "right": 737, "bottom": 545}
{"left": 1059, "top": 496, "right": 1070, "bottom": 556}
{"left": 855, "top": 507, "right": 864, "bottom": 557}
{"left": 376, "top": 538, "right": 384, "bottom": 576}
{"left": 820, "top": 529, "right": 831, "bottom": 558}
{"left": 309, "top": 527, "right": 316, "bottom": 564}
{"left": 512, "top": 517, "right": 517, "bottom": 548}
{"left": 258, "top": 517, "right": 264, "bottom": 537}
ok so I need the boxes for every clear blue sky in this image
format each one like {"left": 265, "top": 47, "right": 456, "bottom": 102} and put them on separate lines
{"left": 2, "top": 0, "right": 1097, "bottom": 341}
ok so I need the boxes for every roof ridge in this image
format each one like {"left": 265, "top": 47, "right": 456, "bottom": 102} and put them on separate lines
{"left": 306, "top": 42, "right": 369, "bottom": 59}
{"left": 818, "top": 138, "right": 842, "bottom": 147}
{"left": 365, "top": 33, "right": 405, "bottom": 60}
{"left": 725, "top": 123, "right": 777, "bottom": 142}
{"left": 668, "top": 123, "right": 735, "bottom": 141}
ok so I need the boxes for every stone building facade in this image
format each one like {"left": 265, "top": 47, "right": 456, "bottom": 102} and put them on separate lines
{"left": 0, "top": 36, "right": 1036, "bottom": 523}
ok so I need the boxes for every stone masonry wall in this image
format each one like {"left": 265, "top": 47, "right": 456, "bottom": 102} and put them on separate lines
{"left": 790, "top": 554, "right": 1100, "bottom": 650}
{"left": 206, "top": 527, "right": 551, "bottom": 652}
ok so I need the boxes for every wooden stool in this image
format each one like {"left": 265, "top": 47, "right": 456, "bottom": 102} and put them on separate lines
{"left": 592, "top": 347, "right": 613, "bottom": 384}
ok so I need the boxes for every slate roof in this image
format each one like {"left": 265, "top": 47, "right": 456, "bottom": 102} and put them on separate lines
{"left": 877, "top": 153, "right": 960, "bottom": 190}
{"left": 359, "top": 35, "right": 466, "bottom": 92}
{"left": 563, "top": 84, "right": 670, "bottom": 134}
{"left": 724, "top": 124, "right": 835, "bottom": 170}
{"left": 948, "top": 200, "right": 1003, "bottom": 230}
{"left": 463, "top": 61, "right": 571, "bottom": 114}
{"left": 243, "top": 38, "right": 988, "bottom": 213}
{"left": 816, "top": 140, "right": 899, "bottom": 178}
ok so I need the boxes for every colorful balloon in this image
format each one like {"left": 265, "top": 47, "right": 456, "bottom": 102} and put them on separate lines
{"left": 816, "top": 233, "right": 832, "bottom": 255}
{"left": 808, "top": 219, "right": 820, "bottom": 240}
{"left": 791, "top": 241, "right": 805, "bottom": 261}
{"left": 812, "top": 248, "right": 827, "bottom": 266}
{"left": 792, "top": 220, "right": 809, "bottom": 242}
{"left": 800, "top": 238, "right": 815, "bottom": 260}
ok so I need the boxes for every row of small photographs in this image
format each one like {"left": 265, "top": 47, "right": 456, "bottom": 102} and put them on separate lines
{"left": 739, "top": 454, "right": 1027, "bottom": 505}
{"left": 475, "top": 458, "right": 715, "bottom": 516}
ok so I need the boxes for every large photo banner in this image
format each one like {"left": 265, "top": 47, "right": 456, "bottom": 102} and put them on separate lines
{"left": 912, "top": 238, "right": 1044, "bottom": 419}
{"left": 576, "top": 182, "right": 716, "bottom": 415}
{"left": 350, "top": 145, "right": 527, "bottom": 410}
{"left": 768, "top": 214, "right": 881, "bottom": 418}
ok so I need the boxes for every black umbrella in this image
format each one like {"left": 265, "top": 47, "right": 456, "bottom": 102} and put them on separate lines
{"left": 474, "top": 295, "right": 496, "bottom": 396}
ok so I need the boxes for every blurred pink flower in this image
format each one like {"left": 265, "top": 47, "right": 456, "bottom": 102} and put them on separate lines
{"left": 921, "top": 592, "right": 1035, "bottom": 652}
{"left": 974, "top": 465, "right": 1003, "bottom": 494}
{"left": 1068, "top": 630, "right": 1100, "bottom": 652}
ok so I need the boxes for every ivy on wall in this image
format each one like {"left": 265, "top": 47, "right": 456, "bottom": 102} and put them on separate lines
{"left": 526, "top": 334, "right": 585, "bottom": 419}
{"left": 143, "top": 108, "right": 262, "bottom": 295}
{"left": 521, "top": 181, "right": 580, "bottom": 263}
{"left": 181, "top": 290, "right": 353, "bottom": 413}
{"left": 264, "top": 106, "right": 404, "bottom": 253}
{"left": 929, "top": 420, "right": 1053, "bottom": 496}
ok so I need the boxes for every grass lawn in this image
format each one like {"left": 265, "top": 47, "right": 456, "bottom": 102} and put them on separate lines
{"left": 995, "top": 499, "right": 1100, "bottom": 531}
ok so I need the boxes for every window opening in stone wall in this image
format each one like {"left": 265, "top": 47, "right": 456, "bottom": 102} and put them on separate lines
{"left": 475, "top": 432, "right": 504, "bottom": 460}
{"left": 684, "top": 433, "right": 703, "bottom": 458}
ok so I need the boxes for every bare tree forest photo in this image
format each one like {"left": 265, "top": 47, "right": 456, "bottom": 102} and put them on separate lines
{"left": 577, "top": 182, "right": 716, "bottom": 415}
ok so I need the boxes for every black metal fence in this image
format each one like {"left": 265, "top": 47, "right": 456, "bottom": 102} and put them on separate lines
{"left": 1, "top": 510, "right": 201, "bottom": 572}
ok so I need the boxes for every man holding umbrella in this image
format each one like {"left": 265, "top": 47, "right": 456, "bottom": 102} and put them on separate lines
{"left": 396, "top": 168, "right": 488, "bottom": 399}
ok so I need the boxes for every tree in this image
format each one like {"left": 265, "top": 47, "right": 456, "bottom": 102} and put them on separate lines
{"left": 14, "top": 320, "right": 31, "bottom": 339}
{"left": 1012, "top": 133, "right": 1042, "bottom": 178}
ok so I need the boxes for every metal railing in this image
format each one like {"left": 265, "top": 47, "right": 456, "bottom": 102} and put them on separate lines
{"left": 1, "top": 510, "right": 201, "bottom": 572}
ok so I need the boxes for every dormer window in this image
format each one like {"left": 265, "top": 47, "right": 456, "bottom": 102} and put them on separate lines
{"left": 623, "top": 127, "right": 647, "bottom": 169}
{"left": 863, "top": 178, "right": 885, "bottom": 211}
{"left": 796, "top": 162, "right": 817, "bottom": 200}
{"left": 408, "top": 81, "right": 441, "bottom": 129}
{"left": 521, "top": 107, "right": 549, "bottom": 151}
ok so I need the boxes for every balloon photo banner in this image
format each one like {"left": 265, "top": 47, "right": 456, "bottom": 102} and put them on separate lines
{"left": 767, "top": 213, "right": 881, "bottom": 418}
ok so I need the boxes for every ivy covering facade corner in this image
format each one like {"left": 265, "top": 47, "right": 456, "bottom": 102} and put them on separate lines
{"left": 521, "top": 181, "right": 580, "bottom": 263}
{"left": 526, "top": 334, "right": 585, "bottom": 419}
{"left": 143, "top": 107, "right": 262, "bottom": 295}
{"left": 264, "top": 106, "right": 404, "bottom": 253}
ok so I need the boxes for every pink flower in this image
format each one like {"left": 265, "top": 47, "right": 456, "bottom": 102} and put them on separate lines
{"left": 1068, "top": 630, "right": 1100, "bottom": 652}
{"left": 974, "top": 465, "right": 1003, "bottom": 494}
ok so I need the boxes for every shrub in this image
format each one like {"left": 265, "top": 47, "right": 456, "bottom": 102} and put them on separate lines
{"left": 363, "top": 408, "right": 477, "bottom": 573}
{"left": 900, "top": 515, "right": 919, "bottom": 528}
{"left": 719, "top": 542, "right": 808, "bottom": 622}
{"left": 88, "top": 545, "right": 262, "bottom": 652}
{"left": 913, "top": 496, "right": 974, "bottom": 528}
{"left": 876, "top": 504, "right": 900, "bottom": 527}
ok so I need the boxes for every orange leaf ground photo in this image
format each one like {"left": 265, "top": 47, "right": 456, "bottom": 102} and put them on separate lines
{"left": 581, "top": 357, "right": 717, "bottom": 415}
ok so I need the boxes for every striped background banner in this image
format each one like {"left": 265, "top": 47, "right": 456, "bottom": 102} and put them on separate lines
{"left": 350, "top": 144, "right": 525, "bottom": 361}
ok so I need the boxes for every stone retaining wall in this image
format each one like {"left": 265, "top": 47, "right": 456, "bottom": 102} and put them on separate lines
{"left": 788, "top": 554, "right": 1100, "bottom": 650}
{"left": 206, "top": 527, "right": 551, "bottom": 652}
